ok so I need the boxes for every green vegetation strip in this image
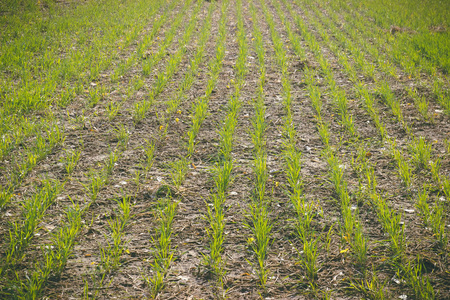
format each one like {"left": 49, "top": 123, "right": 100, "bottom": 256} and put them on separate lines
{"left": 243, "top": 2, "right": 273, "bottom": 289}
{"left": 275, "top": 0, "right": 440, "bottom": 297}
{"left": 204, "top": 0, "right": 248, "bottom": 293}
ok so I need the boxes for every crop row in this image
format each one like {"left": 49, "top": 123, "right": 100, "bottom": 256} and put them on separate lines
{"left": 204, "top": 0, "right": 248, "bottom": 293}
{"left": 273, "top": 0, "right": 443, "bottom": 297}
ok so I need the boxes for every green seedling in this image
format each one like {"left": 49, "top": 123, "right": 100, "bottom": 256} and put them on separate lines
{"left": 132, "top": 76, "right": 145, "bottom": 92}
{"left": 132, "top": 100, "right": 151, "bottom": 124}
{"left": 430, "top": 158, "right": 441, "bottom": 183}
{"left": 100, "top": 217, "right": 125, "bottom": 273}
{"left": 145, "top": 197, "right": 178, "bottom": 297}
{"left": 371, "top": 193, "right": 405, "bottom": 258}
{"left": 169, "top": 157, "right": 189, "bottom": 190}
{"left": 246, "top": 203, "right": 273, "bottom": 289}
{"left": 416, "top": 188, "right": 448, "bottom": 250}
{"left": 393, "top": 150, "right": 413, "bottom": 187}
{"left": 409, "top": 137, "right": 432, "bottom": 169}
{"left": 99, "top": 195, "right": 132, "bottom": 275}
{"left": 416, "top": 188, "right": 431, "bottom": 226}
{"left": 317, "top": 121, "right": 330, "bottom": 147}
{"left": 325, "top": 223, "right": 335, "bottom": 255}
{"left": 61, "top": 148, "right": 82, "bottom": 175}
{"left": 214, "top": 160, "right": 234, "bottom": 193}
{"left": 87, "top": 87, "right": 104, "bottom": 108}
{"left": 133, "top": 169, "right": 141, "bottom": 191}
{"left": 6, "top": 179, "right": 62, "bottom": 263}
{"left": 143, "top": 139, "right": 155, "bottom": 173}
{"left": 335, "top": 92, "right": 356, "bottom": 136}
{"left": 0, "top": 186, "right": 13, "bottom": 209}
{"left": 204, "top": 162, "right": 234, "bottom": 280}
{"left": 104, "top": 149, "right": 119, "bottom": 175}
{"left": 349, "top": 268, "right": 387, "bottom": 300}
{"left": 284, "top": 148, "right": 303, "bottom": 196}
{"left": 378, "top": 81, "right": 403, "bottom": 124}
{"left": 326, "top": 150, "right": 347, "bottom": 201}
{"left": 294, "top": 201, "right": 317, "bottom": 241}
{"left": 0, "top": 133, "right": 13, "bottom": 160}
{"left": 443, "top": 178, "right": 450, "bottom": 201}
{"left": 33, "top": 135, "right": 49, "bottom": 161}
{"left": 308, "top": 85, "right": 322, "bottom": 117}
{"left": 352, "top": 221, "right": 368, "bottom": 268}
{"left": 82, "top": 169, "right": 107, "bottom": 201}
{"left": 110, "top": 71, "right": 120, "bottom": 83}
{"left": 116, "top": 193, "right": 132, "bottom": 229}
{"left": 115, "top": 125, "right": 129, "bottom": 150}
{"left": 342, "top": 113, "right": 356, "bottom": 136}
{"left": 205, "top": 192, "right": 226, "bottom": 278}
{"left": 398, "top": 258, "right": 436, "bottom": 300}
{"left": 57, "top": 87, "right": 76, "bottom": 108}
{"left": 50, "top": 198, "right": 84, "bottom": 276}
{"left": 429, "top": 202, "right": 448, "bottom": 249}
{"left": 218, "top": 115, "right": 238, "bottom": 161}
{"left": 298, "top": 238, "right": 319, "bottom": 281}
{"left": 106, "top": 101, "right": 121, "bottom": 121}
{"left": 414, "top": 95, "right": 431, "bottom": 121}
{"left": 17, "top": 253, "right": 54, "bottom": 300}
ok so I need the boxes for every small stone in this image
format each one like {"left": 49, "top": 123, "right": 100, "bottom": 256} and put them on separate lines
{"left": 177, "top": 276, "right": 189, "bottom": 282}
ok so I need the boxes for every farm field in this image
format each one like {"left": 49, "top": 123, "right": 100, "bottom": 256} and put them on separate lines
{"left": 0, "top": 0, "right": 449, "bottom": 298}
